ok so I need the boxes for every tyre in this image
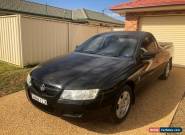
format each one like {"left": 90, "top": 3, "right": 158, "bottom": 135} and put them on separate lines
{"left": 110, "top": 85, "right": 132, "bottom": 123}
{"left": 160, "top": 60, "right": 172, "bottom": 80}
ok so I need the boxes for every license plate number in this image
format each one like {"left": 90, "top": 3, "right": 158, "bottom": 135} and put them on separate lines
{"left": 31, "top": 93, "right": 47, "bottom": 105}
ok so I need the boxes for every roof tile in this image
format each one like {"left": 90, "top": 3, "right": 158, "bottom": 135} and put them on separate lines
{"left": 111, "top": 0, "right": 185, "bottom": 10}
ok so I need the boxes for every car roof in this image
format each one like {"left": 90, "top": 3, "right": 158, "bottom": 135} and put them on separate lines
{"left": 98, "top": 31, "right": 151, "bottom": 39}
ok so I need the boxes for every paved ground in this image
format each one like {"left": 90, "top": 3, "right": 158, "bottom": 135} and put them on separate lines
{"left": 170, "top": 92, "right": 185, "bottom": 135}
{"left": 0, "top": 68, "right": 185, "bottom": 135}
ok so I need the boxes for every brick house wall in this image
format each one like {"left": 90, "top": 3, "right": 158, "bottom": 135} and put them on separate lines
{"left": 125, "top": 10, "right": 185, "bottom": 31}
{"left": 125, "top": 14, "right": 139, "bottom": 31}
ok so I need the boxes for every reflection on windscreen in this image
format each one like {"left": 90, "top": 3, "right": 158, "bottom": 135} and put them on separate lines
{"left": 75, "top": 35, "right": 137, "bottom": 58}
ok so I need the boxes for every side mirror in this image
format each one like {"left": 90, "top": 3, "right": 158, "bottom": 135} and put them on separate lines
{"left": 141, "top": 52, "right": 156, "bottom": 60}
{"left": 76, "top": 45, "right": 79, "bottom": 49}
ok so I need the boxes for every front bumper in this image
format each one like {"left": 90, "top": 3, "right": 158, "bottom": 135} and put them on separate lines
{"left": 25, "top": 84, "right": 116, "bottom": 117}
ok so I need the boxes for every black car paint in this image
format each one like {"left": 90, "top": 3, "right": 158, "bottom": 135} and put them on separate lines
{"left": 31, "top": 52, "right": 135, "bottom": 90}
{"left": 25, "top": 32, "right": 173, "bottom": 117}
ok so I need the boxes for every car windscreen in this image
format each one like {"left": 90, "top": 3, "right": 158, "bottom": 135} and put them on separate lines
{"left": 75, "top": 34, "right": 138, "bottom": 58}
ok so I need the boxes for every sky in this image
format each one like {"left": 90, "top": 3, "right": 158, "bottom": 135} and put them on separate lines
{"left": 28, "top": 0, "right": 129, "bottom": 20}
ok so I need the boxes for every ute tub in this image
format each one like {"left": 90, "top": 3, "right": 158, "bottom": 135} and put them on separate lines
{"left": 158, "top": 42, "right": 174, "bottom": 58}
{"left": 158, "top": 42, "right": 173, "bottom": 49}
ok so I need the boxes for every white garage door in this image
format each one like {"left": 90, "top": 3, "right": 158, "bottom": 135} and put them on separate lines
{"left": 139, "top": 16, "right": 185, "bottom": 66}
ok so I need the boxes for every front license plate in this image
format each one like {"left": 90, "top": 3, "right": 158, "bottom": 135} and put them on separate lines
{"left": 31, "top": 93, "right": 47, "bottom": 105}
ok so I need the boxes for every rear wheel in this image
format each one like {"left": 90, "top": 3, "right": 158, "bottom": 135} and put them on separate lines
{"left": 110, "top": 85, "right": 132, "bottom": 123}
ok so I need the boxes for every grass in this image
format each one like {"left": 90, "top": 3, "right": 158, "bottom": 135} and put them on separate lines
{"left": 0, "top": 62, "right": 32, "bottom": 97}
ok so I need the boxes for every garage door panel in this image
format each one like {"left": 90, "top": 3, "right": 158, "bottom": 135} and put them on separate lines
{"left": 140, "top": 16, "right": 185, "bottom": 66}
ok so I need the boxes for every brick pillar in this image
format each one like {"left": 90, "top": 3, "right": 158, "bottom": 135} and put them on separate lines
{"left": 125, "top": 14, "right": 139, "bottom": 31}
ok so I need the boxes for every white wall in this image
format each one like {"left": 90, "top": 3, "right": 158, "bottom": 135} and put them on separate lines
{"left": 0, "top": 15, "right": 23, "bottom": 66}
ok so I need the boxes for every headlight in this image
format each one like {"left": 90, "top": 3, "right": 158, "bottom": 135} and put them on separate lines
{"left": 60, "top": 89, "right": 99, "bottom": 100}
{"left": 26, "top": 65, "right": 40, "bottom": 87}
{"left": 26, "top": 74, "right": 32, "bottom": 87}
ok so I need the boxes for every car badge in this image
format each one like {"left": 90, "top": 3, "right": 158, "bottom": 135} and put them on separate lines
{"left": 40, "top": 84, "right": 46, "bottom": 92}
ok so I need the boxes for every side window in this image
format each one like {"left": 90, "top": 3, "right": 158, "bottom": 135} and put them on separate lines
{"left": 141, "top": 36, "right": 157, "bottom": 53}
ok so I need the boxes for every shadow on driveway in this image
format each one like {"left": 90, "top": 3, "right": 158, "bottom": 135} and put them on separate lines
{"left": 63, "top": 67, "right": 185, "bottom": 134}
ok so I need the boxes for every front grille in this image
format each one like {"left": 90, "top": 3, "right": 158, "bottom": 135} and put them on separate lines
{"left": 31, "top": 79, "right": 61, "bottom": 97}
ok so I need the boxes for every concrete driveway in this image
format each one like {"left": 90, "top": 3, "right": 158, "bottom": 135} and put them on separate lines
{"left": 0, "top": 68, "right": 185, "bottom": 135}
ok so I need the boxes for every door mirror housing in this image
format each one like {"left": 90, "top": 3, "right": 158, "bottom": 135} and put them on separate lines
{"left": 76, "top": 45, "right": 79, "bottom": 49}
{"left": 141, "top": 52, "right": 156, "bottom": 60}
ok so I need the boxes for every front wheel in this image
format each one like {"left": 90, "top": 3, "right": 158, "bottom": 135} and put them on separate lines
{"left": 110, "top": 85, "right": 132, "bottom": 123}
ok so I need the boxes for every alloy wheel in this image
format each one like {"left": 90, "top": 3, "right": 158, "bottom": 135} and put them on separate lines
{"left": 116, "top": 91, "right": 131, "bottom": 119}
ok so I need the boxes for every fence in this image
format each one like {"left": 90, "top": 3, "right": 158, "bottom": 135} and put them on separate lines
{"left": 0, "top": 15, "right": 113, "bottom": 66}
